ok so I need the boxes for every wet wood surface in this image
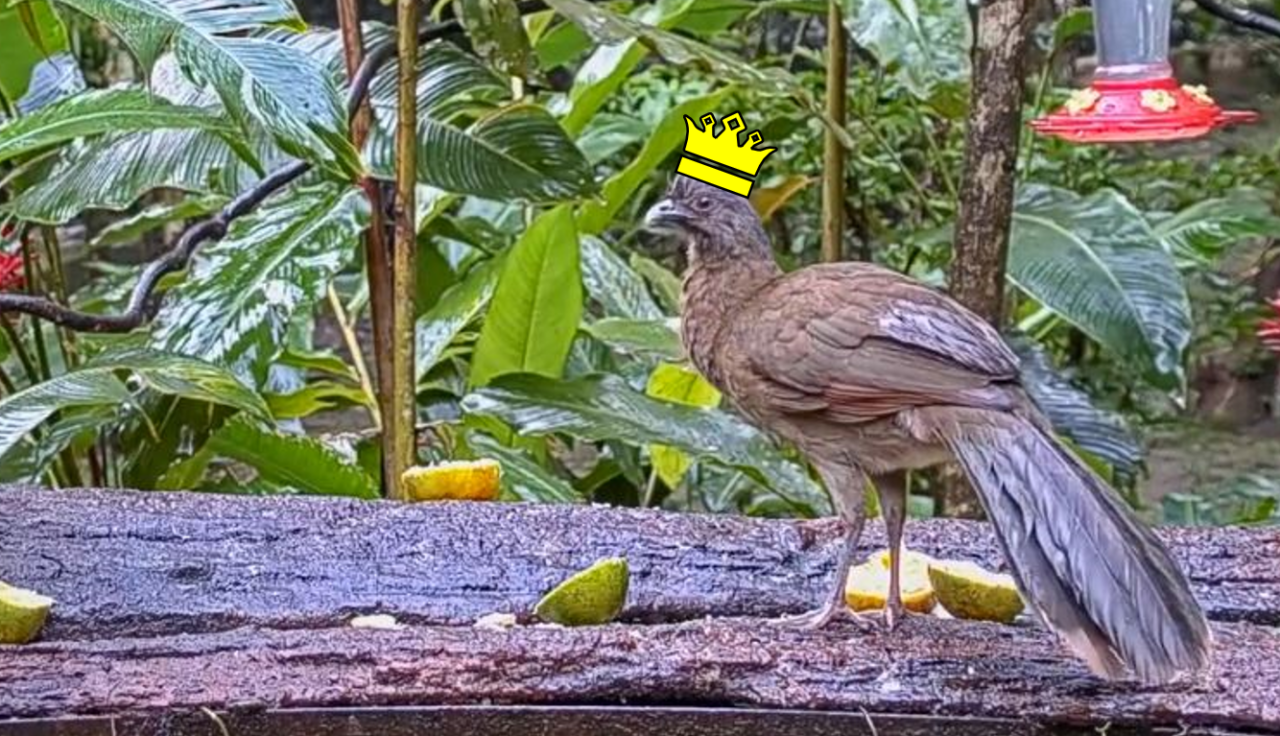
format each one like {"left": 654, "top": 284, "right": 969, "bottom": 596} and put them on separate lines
{"left": 1, "top": 487, "right": 1278, "bottom": 734}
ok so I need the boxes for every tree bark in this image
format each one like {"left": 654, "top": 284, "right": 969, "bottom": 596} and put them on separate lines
{"left": 2, "top": 488, "right": 1279, "bottom": 731}
{"left": 940, "top": 0, "right": 1036, "bottom": 518}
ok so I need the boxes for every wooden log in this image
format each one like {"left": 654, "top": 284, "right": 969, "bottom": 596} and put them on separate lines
{"left": 1, "top": 487, "right": 1279, "bottom": 733}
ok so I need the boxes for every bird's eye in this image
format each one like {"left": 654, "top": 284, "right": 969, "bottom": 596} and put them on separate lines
{"left": 694, "top": 196, "right": 713, "bottom": 211}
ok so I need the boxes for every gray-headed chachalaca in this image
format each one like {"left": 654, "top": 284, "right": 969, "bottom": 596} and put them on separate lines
{"left": 645, "top": 175, "right": 1211, "bottom": 684}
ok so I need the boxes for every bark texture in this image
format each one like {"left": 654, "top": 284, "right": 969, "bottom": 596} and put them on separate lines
{"left": 1, "top": 488, "right": 1278, "bottom": 733}
{"left": 942, "top": 0, "right": 1037, "bottom": 519}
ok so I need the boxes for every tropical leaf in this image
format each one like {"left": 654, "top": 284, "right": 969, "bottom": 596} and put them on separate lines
{"left": 471, "top": 207, "right": 583, "bottom": 386}
{"left": 467, "top": 430, "right": 580, "bottom": 503}
{"left": 645, "top": 362, "right": 721, "bottom": 489}
{"left": 1150, "top": 189, "right": 1280, "bottom": 265}
{"left": 462, "top": 373, "right": 828, "bottom": 513}
{"left": 53, "top": 0, "right": 354, "bottom": 172}
{"left": 556, "top": 0, "right": 741, "bottom": 136}
{"left": 545, "top": 0, "right": 815, "bottom": 110}
{"left": 53, "top": 0, "right": 302, "bottom": 71}
{"left": 0, "top": 349, "right": 267, "bottom": 463}
{"left": 579, "top": 236, "right": 665, "bottom": 320}
{"left": 1009, "top": 185, "right": 1191, "bottom": 385}
{"left": 6, "top": 55, "right": 276, "bottom": 224}
{"left": 629, "top": 253, "right": 682, "bottom": 314}
{"left": 0, "top": 87, "right": 232, "bottom": 164}
{"left": 840, "top": 0, "right": 970, "bottom": 108}
{"left": 583, "top": 318, "right": 682, "bottom": 360}
{"left": 206, "top": 415, "right": 379, "bottom": 499}
{"left": 455, "top": 0, "right": 533, "bottom": 79}
{"left": 1008, "top": 334, "right": 1143, "bottom": 478}
{"left": 91, "top": 194, "right": 227, "bottom": 247}
{"left": 0, "top": 0, "right": 81, "bottom": 112}
{"left": 150, "top": 183, "right": 370, "bottom": 383}
{"left": 365, "top": 42, "right": 595, "bottom": 201}
{"left": 576, "top": 87, "right": 730, "bottom": 234}
{"left": 265, "top": 381, "right": 371, "bottom": 419}
{"left": 416, "top": 257, "right": 502, "bottom": 381}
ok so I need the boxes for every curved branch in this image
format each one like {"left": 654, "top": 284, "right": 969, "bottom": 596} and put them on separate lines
{"left": 1193, "top": 0, "right": 1280, "bottom": 39}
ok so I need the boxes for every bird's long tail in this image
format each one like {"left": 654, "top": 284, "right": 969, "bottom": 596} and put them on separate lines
{"left": 929, "top": 408, "right": 1211, "bottom": 684}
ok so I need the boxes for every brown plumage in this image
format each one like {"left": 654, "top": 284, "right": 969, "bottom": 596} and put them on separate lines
{"left": 645, "top": 175, "right": 1211, "bottom": 684}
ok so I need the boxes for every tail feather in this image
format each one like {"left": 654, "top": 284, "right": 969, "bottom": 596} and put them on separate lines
{"left": 929, "top": 408, "right": 1211, "bottom": 684}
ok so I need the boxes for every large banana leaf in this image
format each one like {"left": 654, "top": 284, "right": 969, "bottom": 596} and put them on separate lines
{"left": 1009, "top": 185, "right": 1191, "bottom": 385}
{"left": 0, "top": 349, "right": 267, "bottom": 464}
{"left": 840, "top": 0, "right": 970, "bottom": 109}
{"left": 455, "top": 0, "right": 532, "bottom": 79}
{"left": 462, "top": 373, "right": 829, "bottom": 514}
{"left": 471, "top": 207, "right": 582, "bottom": 386}
{"left": 55, "top": 0, "right": 355, "bottom": 172}
{"left": 6, "top": 55, "right": 277, "bottom": 224}
{"left": 0, "top": 87, "right": 231, "bottom": 164}
{"left": 150, "top": 183, "right": 370, "bottom": 383}
{"left": 206, "top": 415, "right": 378, "bottom": 498}
{"left": 365, "top": 41, "right": 595, "bottom": 201}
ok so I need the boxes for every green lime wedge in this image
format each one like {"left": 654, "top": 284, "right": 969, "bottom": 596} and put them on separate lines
{"left": 534, "top": 557, "right": 629, "bottom": 626}
{"left": 0, "top": 581, "right": 54, "bottom": 644}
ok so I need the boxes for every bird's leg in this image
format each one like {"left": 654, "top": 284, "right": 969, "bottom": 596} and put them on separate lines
{"left": 875, "top": 471, "right": 912, "bottom": 631}
{"left": 772, "top": 464, "right": 869, "bottom": 631}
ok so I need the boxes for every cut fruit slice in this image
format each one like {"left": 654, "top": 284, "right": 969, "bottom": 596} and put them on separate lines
{"left": 844, "top": 549, "right": 935, "bottom": 613}
{"left": 534, "top": 557, "right": 629, "bottom": 626}
{"left": 928, "top": 559, "right": 1024, "bottom": 624}
{"left": 402, "top": 459, "right": 502, "bottom": 501}
{"left": 0, "top": 581, "right": 54, "bottom": 644}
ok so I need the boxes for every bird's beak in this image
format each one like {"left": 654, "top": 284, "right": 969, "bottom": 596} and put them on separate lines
{"left": 643, "top": 198, "right": 690, "bottom": 233}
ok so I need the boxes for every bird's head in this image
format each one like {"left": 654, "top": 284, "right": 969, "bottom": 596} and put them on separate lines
{"left": 643, "top": 175, "right": 773, "bottom": 265}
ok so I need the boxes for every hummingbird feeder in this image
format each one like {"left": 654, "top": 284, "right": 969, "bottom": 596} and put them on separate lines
{"left": 1031, "top": 0, "right": 1259, "bottom": 143}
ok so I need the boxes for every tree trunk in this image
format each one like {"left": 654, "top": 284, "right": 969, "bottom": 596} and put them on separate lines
{"left": 940, "top": 0, "right": 1036, "bottom": 519}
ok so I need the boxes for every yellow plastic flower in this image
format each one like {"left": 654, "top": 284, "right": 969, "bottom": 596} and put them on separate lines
{"left": 1182, "top": 84, "right": 1215, "bottom": 105}
{"left": 1063, "top": 88, "right": 1100, "bottom": 115}
{"left": 1140, "top": 89, "right": 1178, "bottom": 113}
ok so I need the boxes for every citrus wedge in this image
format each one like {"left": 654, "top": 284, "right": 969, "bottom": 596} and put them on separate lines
{"left": 402, "top": 459, "right": 501, "bottom": 501}
{"left": 534, "top": 557, "right": 629, "bottom": 626}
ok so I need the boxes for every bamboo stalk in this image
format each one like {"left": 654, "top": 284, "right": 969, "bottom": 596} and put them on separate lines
{"left": 820, "top": 1, "right": 847, "bottom": 264}
{"left": 389, "top": 0, "right": 421, "bottom": 501}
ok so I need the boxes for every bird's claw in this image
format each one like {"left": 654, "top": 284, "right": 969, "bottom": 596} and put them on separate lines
{"left": 771, "top": 604, "right": 874, "bottom": 632}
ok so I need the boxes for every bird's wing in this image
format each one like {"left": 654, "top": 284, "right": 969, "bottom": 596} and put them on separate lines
{"left": 741, "top": 265, "right": 1021, "bottom": 423}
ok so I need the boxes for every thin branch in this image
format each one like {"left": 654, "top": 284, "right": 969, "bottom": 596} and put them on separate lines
{"left": 820, "top": 1, "right": 847, "bottom": 264}
{"left": 1193, "top": 0, "right": 1280, "bottom": 39}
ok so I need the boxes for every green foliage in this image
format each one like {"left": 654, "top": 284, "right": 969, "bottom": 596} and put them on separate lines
{"left": 470, "top": 207, "right": 582, "bottom": 386}
{"left": 1, "top": 0, "right": 1276, "bottom": 529}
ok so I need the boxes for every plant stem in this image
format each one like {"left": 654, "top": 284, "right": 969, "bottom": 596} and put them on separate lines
{"left": 327, "top": 283, "right": 381, "bottom": 429}
{"left": 39, "top": 226, "right": 78, "bottom": 368}
{"left": 1, "top": 317, "right": 40, "bottom": 385}
{"left": 337, "top": 0, "right": 400, "bottom": 493}
{"left": 916, "top": 107, "right": 958, "bottom": 202}
{"left": 820, "top": 1, "right": 847, "bottom": 264}
{"left": 388, "top": 0, "right": 421, "bottom": 500}
{"left": 21, "top": 237, "right": 52, "bottom": 382}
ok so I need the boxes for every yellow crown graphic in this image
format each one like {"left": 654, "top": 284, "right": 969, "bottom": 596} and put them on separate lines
{"left": 677, "top": 111, "right": 776, "bottom": 197}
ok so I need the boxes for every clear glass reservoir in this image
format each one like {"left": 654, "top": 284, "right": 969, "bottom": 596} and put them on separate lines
{"left": 1093, "top": 0, "right": 1174, "bottom": 81}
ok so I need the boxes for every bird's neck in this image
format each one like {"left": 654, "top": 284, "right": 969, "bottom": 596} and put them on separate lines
{"left": 680, "top": 251, "right": 780, "bottom": 385}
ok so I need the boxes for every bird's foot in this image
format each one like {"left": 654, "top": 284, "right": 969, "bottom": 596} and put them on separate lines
{"left": 882, "top": 602, "right": 928, "bottom": 632}
{"left": 771, "top": 603, "right": 873, "bottom": 632}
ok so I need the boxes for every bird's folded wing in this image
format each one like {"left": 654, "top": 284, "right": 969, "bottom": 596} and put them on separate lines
{"left": 744, "top": 271, "right": 1021, "bottom": 424}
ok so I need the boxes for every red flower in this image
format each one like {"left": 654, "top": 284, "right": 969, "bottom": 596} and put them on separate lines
{"left": 0, "top": 252, "right": 24, "bottom": 292}
{"left": 1261, "top": 295, "right": 1280, "bottom": 355}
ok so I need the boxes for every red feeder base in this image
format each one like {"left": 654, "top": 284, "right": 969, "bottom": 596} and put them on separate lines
{"left": 1031, "top": 76, "right": 1257, "bottom": 143}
